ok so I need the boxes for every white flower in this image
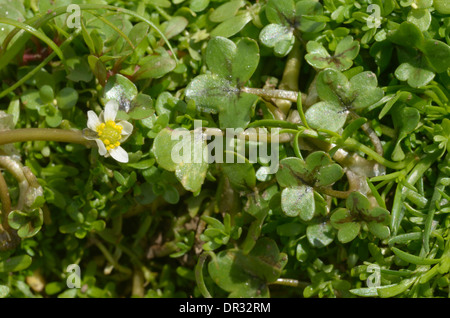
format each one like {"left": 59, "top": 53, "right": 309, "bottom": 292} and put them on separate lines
{"left": 85, "top": 100, "right": 133, "bottom": 163}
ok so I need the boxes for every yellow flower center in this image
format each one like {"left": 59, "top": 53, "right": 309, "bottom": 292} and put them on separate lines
{"left": 97, "top": 120, "right": 123, "bottom": 151}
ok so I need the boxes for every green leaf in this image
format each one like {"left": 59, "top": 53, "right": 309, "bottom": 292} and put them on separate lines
{"left": 348, "top": 71, "right": 384, "bottom": 109}
{"left": 190, "top": 0, "right": 209, "bottom": 12}
{"left": 314, "top": 162, "right": 344, "bottom": 187}
{"left": 305, "top": 68, "right": 383, "bottom": 131}
{"left": 388, "top": 22, "right": 424, "bottom": 49}
{"left": 421, "top": 40, "right": 450, "bottom": 73}
{"left": 208, "top": 249, "right": 270, "bottom": 297}
{"left": 152, "top": 128, "right": 180, "bottom": 172}
{"left": 185, "top": 74, "right": 258, "bottom": 129}
{"left": 222, "top": 162, "right": 256, "bottom": 190}
{"left": 346, "top": 191, "right": 371, "bottom": 214}
{"left": 377, "top": 278, "right": 416, "bottom": 298}
{"left": 8, "top": 209, "right": 44, "bottom": 238}
{"left": 163, "top": 16, "right": 188, "bottom": 40}
{"left": 304, "top": 41, "right": 331, "bottom": 69}
{"left": 261, "top": 0, "right": 325, "bottom": 56}
{"left": 39, "top": 85, "right": 54, "bottom": 104}
{"left": 368, "top": 222, "right": 390, "bottom": 239}
{"left": 66, "top": 55, "right": 94, "bottom": 83}
{"left": 20, "top": 90, "right": 41, "bottom": 110}
{"left": 407, "top": 8, "right": 431, "bottom": 32}
{"left": 0, "top": 1, "right": 25, "bottom": 44}
{"left": 128, "top": 22, "right": 150, "bottom": 45}
{"left": 277, "top": 152, "right": 342, "bottom": 188}
{"left": 281, "top": 185, "right": 315, "bottom": 220}
{"left": 306, "top": 222, "right": 335, "bottom": 248}
{"left": 103, "top": 74, "right": 138, "bottom": 108}
{"left": 206, "top": 37, "right": 259, "bottom": 86}
{"left": 209, "top": 0, "right": 245, "bottom": 22}
{"left": 56, "top": 87, "right": 78, "bottom": 110}
{"left": 337, "top": 221, "right": 361, "bottom": 243}
{"left": 316, "top": 68, "right": 350, "bottom": 106}
{"left": 276, "top": 157, "right": 308, "bottom": 187}
{"left": 44, "top": 104, "right": 63, "bottom": 127}
{"left": 395, "top": 61, "right": 435, "bottom": 88}
{"left": 259, "top": 24, "right": 295, "bottom": 57}
{"left": 305, "top": 35, "right": 359, "bottom": 71}
{"left": 391, "top": 106, "right": 420, "bottom": 161}
{"left": 295, "top": 0, "right": 326, "bottom": 33}
{"left": 350, "top": 284, "right": 397, "bottom": 297}
{"left": 0, "top": 255, "right": 32, "bottom": 272}
{"left": 208, "top": 238, "right": 286, "bottom": 297}
{"left": 0, "top": 285, "right": 9, "bottom": 298}
{"left": 304, "top": 101, "right": 347, "bottom": 132}
{"left": 153, "top": 128, "right": 208, "bottom": 193}
{"left": 134, "top": 55, "right": 176, "bottom": 81}
{"left": 210, "top": 12, "right": 253, "bottom": 38}
{"left": 330, "top": 208, "right": 361, "bottom": 243}
{"left": 128, "top": 94, "right": 154, "bottom": 120}
{"left": 265, "top": 0, "right": 296, "bottom": 24}
{"left": 434, "top": 0, "right": 450, "bottom": 14}
{"left": 186, "top": 37, "right": 259, "bottom": 129}
{"left": 391, "top": 247, "right": 441, "bottom": 265}
{"left": 88, "top": 55, "right": 107, "bottom": 86}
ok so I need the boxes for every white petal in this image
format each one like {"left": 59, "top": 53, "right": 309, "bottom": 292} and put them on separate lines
{"left": 87, "top": 111, "right": 101, "bottom": 131}
{"left": 118, "top": 120, "right": 133, "bottom": 136}
{"left": 104, "top": 100, "right": 119, "bottom": 122}
{"left": 95, "top": 139, "right": 107, "bottom": 156}
{"left": 109, "top": 146, "right": 129, "bottom": 163}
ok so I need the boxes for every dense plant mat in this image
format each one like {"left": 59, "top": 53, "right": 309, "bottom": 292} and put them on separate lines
{"left": 0, "top": 0, "right": 449, "bottom": 298}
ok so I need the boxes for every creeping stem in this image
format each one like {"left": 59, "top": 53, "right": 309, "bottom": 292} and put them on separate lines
{"left": 195, "top": 252, "right": 214, "bottom": 298}
{"left": 0, "top": 128, "right": 93, "bottom": 147}
{"left": 0, "top": 170, "right": 11, "bottom": 231}
{"left": 241, "top": 87, "right": 308, "bottom": 105}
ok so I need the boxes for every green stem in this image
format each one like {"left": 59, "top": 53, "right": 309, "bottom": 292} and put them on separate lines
{"left": 343, "top": 137, "right": 407, "bottom": 170}
{"left": 0, "top": 17, "right": 65, "bottom": 63}
{"left": 0, "top": 3, "right": 177, "bottom": 72}
{"left": 0, "top": 29, "right": 80, "bottom": 99}
{"left": 0, "top": 155, "right": 30, "bottom": 211}
{"left": 348, "top": 111, "right": 383, "bottom": 156}
{"left": 270, "top": 278, "right": 309, "bottom": 289}
{"left": 0, "top": 171, "right": 12, "bottom": 231}
{"left": 274, "top": 41, "right": 303, "bottom": 114}
{"left": 241, "top": 87, "right": 307, "bottom": 105}
{"left": 247, "top": 119, "right": 299, "bottom": 130}
{"left": 318, "top": 187, "right": 354, "bottom": 199}
{"left": 390, "top": 149, "right": 442, "bottom": 235}
{"left": 91, "top": 236, "right": 132, "bottom": 276}
{"left": 195, "top": 252, "right": 213, "bottom": 298}
{"left": 422, "top": 171, "right": 445, "bottom": 253}
{"left": 0, "top": 128, "right": 92, "bottom": 147}
{"left": 148, "top": 3, "right": 172, "bottom": 21}
{"left": 118, "top": 242, "right": 155, "bottom": 283}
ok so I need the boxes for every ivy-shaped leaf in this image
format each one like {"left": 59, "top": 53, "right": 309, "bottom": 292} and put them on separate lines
{"left": 185, "top": 37, "right": 259, "bottom": 129}
{"left": 305, "top": 36, "right": 360, "bottom": 71}
{"left": 207, "top": 237, "right": 287, "bottom": 297}
{"left": 276, "top": 152, "right": 343, "bottom": 220}
{"left": 305, "top": 68, "right": 384, "bottom": 131}
{"left": 391, "top": 105, "right": 420, "bottom": 161}
{"left": 330, "top": 192, "right": 391, "bottom": 243}
{"left": 306, "top": 221, "right": 335, "bottom": 248}
{"left": 259, "top": 0, "right": 326, "bottom": 57}
{"left": 388, "top": 22, "right": 450, "bottom": 88}
{"left": 8, "top": 209, "right": 43, "bottom": 238}
{"left": 153, "top": 127, "right": 208, "bottom": 193}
